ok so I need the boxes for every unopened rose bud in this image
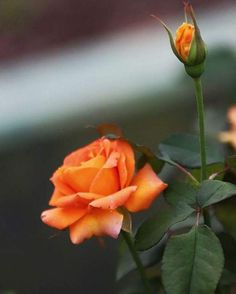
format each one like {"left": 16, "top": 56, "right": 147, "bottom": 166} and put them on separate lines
{"left": 154, "top": 2, "right": 207, "bottom": 78}
{"left": 182, "top": 4, "right": 207, "bottom": 78}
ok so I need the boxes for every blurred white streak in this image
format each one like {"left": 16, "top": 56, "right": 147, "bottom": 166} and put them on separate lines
{"left": 0, "top": 3, "right": 235, "bottom": 139}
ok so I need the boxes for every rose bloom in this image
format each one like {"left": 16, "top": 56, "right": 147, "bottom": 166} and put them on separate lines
{"left": 219, "top": 105, "right": 236, "bottom": 149}
{"left": 175, "top": 22, "right": 195, "bottom": 61}
{"left": 227, "top": 106, "right": 236, "bottom": 132}
{"left": 41, "top": 138, "right": 167, "bottom": 244}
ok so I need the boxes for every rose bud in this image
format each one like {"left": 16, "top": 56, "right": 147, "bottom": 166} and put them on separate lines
{"left": 153, "top": 2, "right": 207, "bottom": 78}
{"left": 41, "top": 137, "right": 167, "bottom": 244}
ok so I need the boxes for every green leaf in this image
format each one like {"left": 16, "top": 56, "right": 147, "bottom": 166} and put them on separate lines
{"left": 134, "top": 144, "right": 164, "bottom": 174}
{"left": 198, "top": 180, "right": 236, "bottom": 208}
{"left": 162, "top": 225, "right": 224, "bottom": 294}
{"left": 135, "top": 203, "right": 194, "bottom": 251}
{"left": 164, "top": 181, "right": 198, "bottom": 207}
{"left": 159, "top": 133, "right": 223, "bottom": 168}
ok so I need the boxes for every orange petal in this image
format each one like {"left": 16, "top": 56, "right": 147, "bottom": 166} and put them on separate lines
{"left": 101, "top": 137, "right": 112, "bottom": 157}
{"left": 118, "top": 153, "right": 128, "bottom": 189}
{"left": 77, "top": 192, "right": 103, "bottom": 200}
{"left": 69, "top": 209, "right": 123, "bottom": 244}
{"left": 103, "top": 151, "right": 120, "bottom": 168}
{"left": 49, "top": 188, "right": 64, "bottom": 206}
{"left": 89, "top": 162, "right": 120, "bottom": 195}
{"left": 117, "top": 140, "right": 135, "bottom": 186}
{"left": 89, "top": 152, "right": 120, "bottom": 195}
{"left": 63, "top": 139, "right": 101, "bottom": 166}
{"left": 51, "top": 168, "right": 75, "bottom": 195}
{"left": 60, "top": 166, "right": 99, "bottom": 192}
{"left": 175, "top": 22, "right": 195, "bottom": 61}
{"left": 89, "top": 186, "right": 137, "bottom": 210}
{"left": 41, "top": 207, "right": 87, "bottom": 230}
{"left": 54, "top": 192, "right": 102, "bottom": 207}
{"left": 60, "top": 155, "right": 106, "bottom": 192}
{"left": 125, "top": 164, "right": 168, "bottom": 212}
{"left": 79, "top": 154, "right": 106, "bottom": 169}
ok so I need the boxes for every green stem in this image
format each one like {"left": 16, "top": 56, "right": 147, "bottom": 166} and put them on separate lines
{"left": 193, "top": 77, "right": 207, "bottom": 182}
{"left": 121, "top": 230, "right": 153, "bottom": 294}
{"left": 193, "top": 78, "right": 211, "bottom": 227}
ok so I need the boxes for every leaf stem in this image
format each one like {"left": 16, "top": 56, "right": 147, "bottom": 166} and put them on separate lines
{"left": 196, "top": 207, "right": 201, "bottom": 226}
{"left": 121, "top": 230, "right": 153, "bottom": 294}
{"left": 209, "top": 167, "right": 230, "bottom": 180}
{"left": 175, "top": 162, "right": 199, "bottom": 185}
{"left": 193, "top": 77, "right": 207, "bottom": 182}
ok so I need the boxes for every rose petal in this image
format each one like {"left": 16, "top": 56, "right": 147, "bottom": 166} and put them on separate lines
{"left": 51, "top": 168, "right": 75, "bottom": 195}
{"left": 41, "top": 207, "right": 87, "bottom": 230}
{"left": 79, "top": 155, "right": 106, "bottom": 169}
{"left": 89, "top": 186, "right": 137, "bottom": 210}
{"left": 89, "top": 152, "right": 120, "bottom": 196}
{"left": 60, "top": 167, "right": 99, "bottom": 192}
{"left": 103, "top": 151, "right": 120, "bottom": 168}
{"left": 54, "top": 192, "right": 103, "bottom": 207}
{"left": 117, "top": 140, "right": 135, "bottom": 186}
{"left": 64, "top": 139, "right": 101, "bottom": 166}
{"left": 118, "top": 153, "right": 128, "bottom": 189}
{"left": 49, "top": 188, "right": 64, "bottom": 206}
{"left": 69, "top": 209, "right": 123, "bottom": 244}
{"left": 60, "top": 154, "right": 107, "bottom": 192}
{"left": 125, "top": 164, "right": 168, "bottom": 212}
{"left": 175, "top": 23, "right": 195, "bottom": 61}
{"left": 77, "top": 192, "right": 103, "bottom": 200}
{"left": 102, "top": 138, "right": 112, "bottom": 157}
{"left": 89, "top": 168, "right": 120, "bottom": 195}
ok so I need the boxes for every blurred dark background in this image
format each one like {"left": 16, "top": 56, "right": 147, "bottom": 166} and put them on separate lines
{"left": 1, "top": 0, "right": 236, "bottom": 293}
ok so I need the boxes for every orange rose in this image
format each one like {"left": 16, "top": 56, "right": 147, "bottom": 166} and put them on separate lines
{"left": 41, "top": 137, "right": 167, "bottom": 244}
{"left": 219, "top": 105, "right": 236, "bottom": 149}
{"left": 175, "top": 22, "right": 195, "bottom": 61}
{"left": 228, "top": 106, "right": 236, "bottom": 132}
